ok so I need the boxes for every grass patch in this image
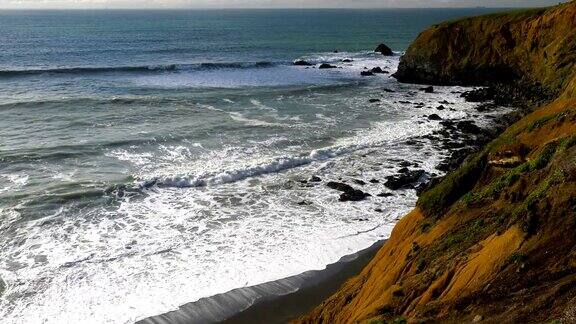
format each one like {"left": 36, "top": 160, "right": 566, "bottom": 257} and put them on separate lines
{"left": 511, "top": 169, "right": 567, "bottom": 234}
{"left": 439, "top": 7, "right": 547, "bottom": 26}
{"left": 530, "top": 142, "right": 559, "bottom": 170}
{"left": 422, "top": 218, "right": 491, "bottom": 267}
{"left": 507, "top": 252, "right": 528, "bottom": 265}
{"left": 529, "top": 110, "right": 576, "bottom": 132}
{"left": 391, "top": 317, "right": 407, "bottom": 324}
{"left": 464, "top": 138, "right": 564, "bottom": 205}
{"left": 527, "top": 114, "right": 556, "bottom": 131}
{"left": 418, "top": 151, "right": 488, "bottom": 218}
{"left": 559, "top": 134, "right": 576, "bottom": 152}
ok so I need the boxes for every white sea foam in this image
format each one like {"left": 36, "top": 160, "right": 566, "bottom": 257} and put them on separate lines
{"left": 228, "top": 112, "right": 282, "bottom": 127}
{"left": 129, "top": 52, "right": 396, "bottom": 89}
{"left": 0, "top": 52, "right": 508, "bottom": 324}
{"left": 0, "top": 173, "right": 29, "bottom": 194}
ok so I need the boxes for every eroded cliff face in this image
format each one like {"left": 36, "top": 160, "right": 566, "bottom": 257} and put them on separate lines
{"left": 296, "top": 2, "right": 576, "bottom": 323}
{"left": 394, "top": 3, "right": 576, "bottom": 94}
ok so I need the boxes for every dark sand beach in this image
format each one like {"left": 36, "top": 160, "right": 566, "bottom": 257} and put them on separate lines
{"left": 139, "top": 240, "right": 384, "bottom": 324}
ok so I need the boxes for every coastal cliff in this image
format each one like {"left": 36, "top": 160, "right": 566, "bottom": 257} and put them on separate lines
{"left": 297, "top": 2, "right": 576, "bottom": 323}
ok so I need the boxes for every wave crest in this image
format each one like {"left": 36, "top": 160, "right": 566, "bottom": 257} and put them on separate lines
{"left": 0, "top": 61, "right": 277, "bottom": 78}
{"left": 141, "top": 146, "right": 351, "bottom": 189}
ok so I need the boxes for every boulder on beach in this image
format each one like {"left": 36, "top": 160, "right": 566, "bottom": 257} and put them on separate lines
{"left": 375, "top": 43, "right": 394, "bottom": 56}
{"left": 293, "top": 59, "right": 313, "bottom": 66}
{"left": 318, "top": 63, "right": 337, "bottom": 69}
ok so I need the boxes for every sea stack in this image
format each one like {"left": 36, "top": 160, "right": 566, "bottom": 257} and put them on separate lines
{"left": 375, "top": 43, "right": 394, "bottom": 56}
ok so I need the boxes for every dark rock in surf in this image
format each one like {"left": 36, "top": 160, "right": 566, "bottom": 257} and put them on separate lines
{"left": 384, "top": 170, "right": 425, "bottom": 190}
{"left": 440, "top": 120, "right": 456, "bottom": 129}
{"left": 375, "top": 43, "right": 394, "bottom": 56}
{"left": 457, "top": 120, "right": 482, "bottom": 134}
{"left": 293, "top": 60, "right": 313, "bottom": 66}
{"left": 461, "top": 87, "right": 495, "bottom": 102}
{"left": 369, "top": 98, "right": 381, "bottom": 103}
{"left": 342, "top": 58, "right": 353, "bottom": 63}
{"left": 340, "top": 190, "right": 371, "bottom": 202}
{"left": 428, "top": 114, "right": 442, "bottom": 120}
{"left": 309, "top": 176, "right": 322, "bottom": 183}
{"left": 475, "top": 102, "right": 498, "bottom": 112}
{"left": 361, "top": 71, "right": 374, "bottom": 76}
{"left": 371, "top": 67, "right": 386, "bottom": 74}
{"left": 327, "top": 181, "right": 351, "bottom": 192}
{"left": 398, "top": 160, "right": 417, "bottom": 168}
{"left": 319, "top": 63, "right": 337, "bottom": 69}
{"left": 326, "top": 181, "right": 370, "bottom": 202}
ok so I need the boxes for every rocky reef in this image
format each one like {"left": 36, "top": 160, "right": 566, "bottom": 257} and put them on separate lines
{"left": 296, "top": 2, "right": 576, "bottom": 323}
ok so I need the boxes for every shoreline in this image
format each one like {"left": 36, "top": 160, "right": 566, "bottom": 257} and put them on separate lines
{"left": 136, "top": 84, "right": 533, "bottom": 324}
{"left": 137, "top": 239, "right": 384, "bottom": 324}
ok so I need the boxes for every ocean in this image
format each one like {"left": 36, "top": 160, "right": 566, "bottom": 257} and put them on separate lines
{"left": 0, "top": 8, "right": 504, "bottom": 323}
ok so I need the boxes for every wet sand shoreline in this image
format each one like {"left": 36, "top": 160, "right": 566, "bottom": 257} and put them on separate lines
{"left": 138, "top": 240, "right": 385, "bottom": 324}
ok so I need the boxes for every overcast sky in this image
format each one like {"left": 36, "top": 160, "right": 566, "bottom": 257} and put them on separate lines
{"left": 0, "top": 0, "right": 564, "bottom": 9}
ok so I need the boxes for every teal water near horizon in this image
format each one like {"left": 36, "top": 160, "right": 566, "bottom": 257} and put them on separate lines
{"left": 0, "top": 8, "right": 507, "bottom": 324}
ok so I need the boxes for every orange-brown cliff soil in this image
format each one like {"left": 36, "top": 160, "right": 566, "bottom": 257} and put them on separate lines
{"left": 296, "top": 2, "right": 576, "bottom": 323}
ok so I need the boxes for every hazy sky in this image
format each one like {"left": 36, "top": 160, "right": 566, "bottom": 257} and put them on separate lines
{"left": 0, "top": 0, "right": 564, "bottom": 9}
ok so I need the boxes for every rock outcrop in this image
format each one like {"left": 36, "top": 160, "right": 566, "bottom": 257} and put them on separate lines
{"left": 375, "top": 43, "right": 394, "bottom": 56}
{"left": 297, "top": 3, "right": 576, "bottom": 323}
